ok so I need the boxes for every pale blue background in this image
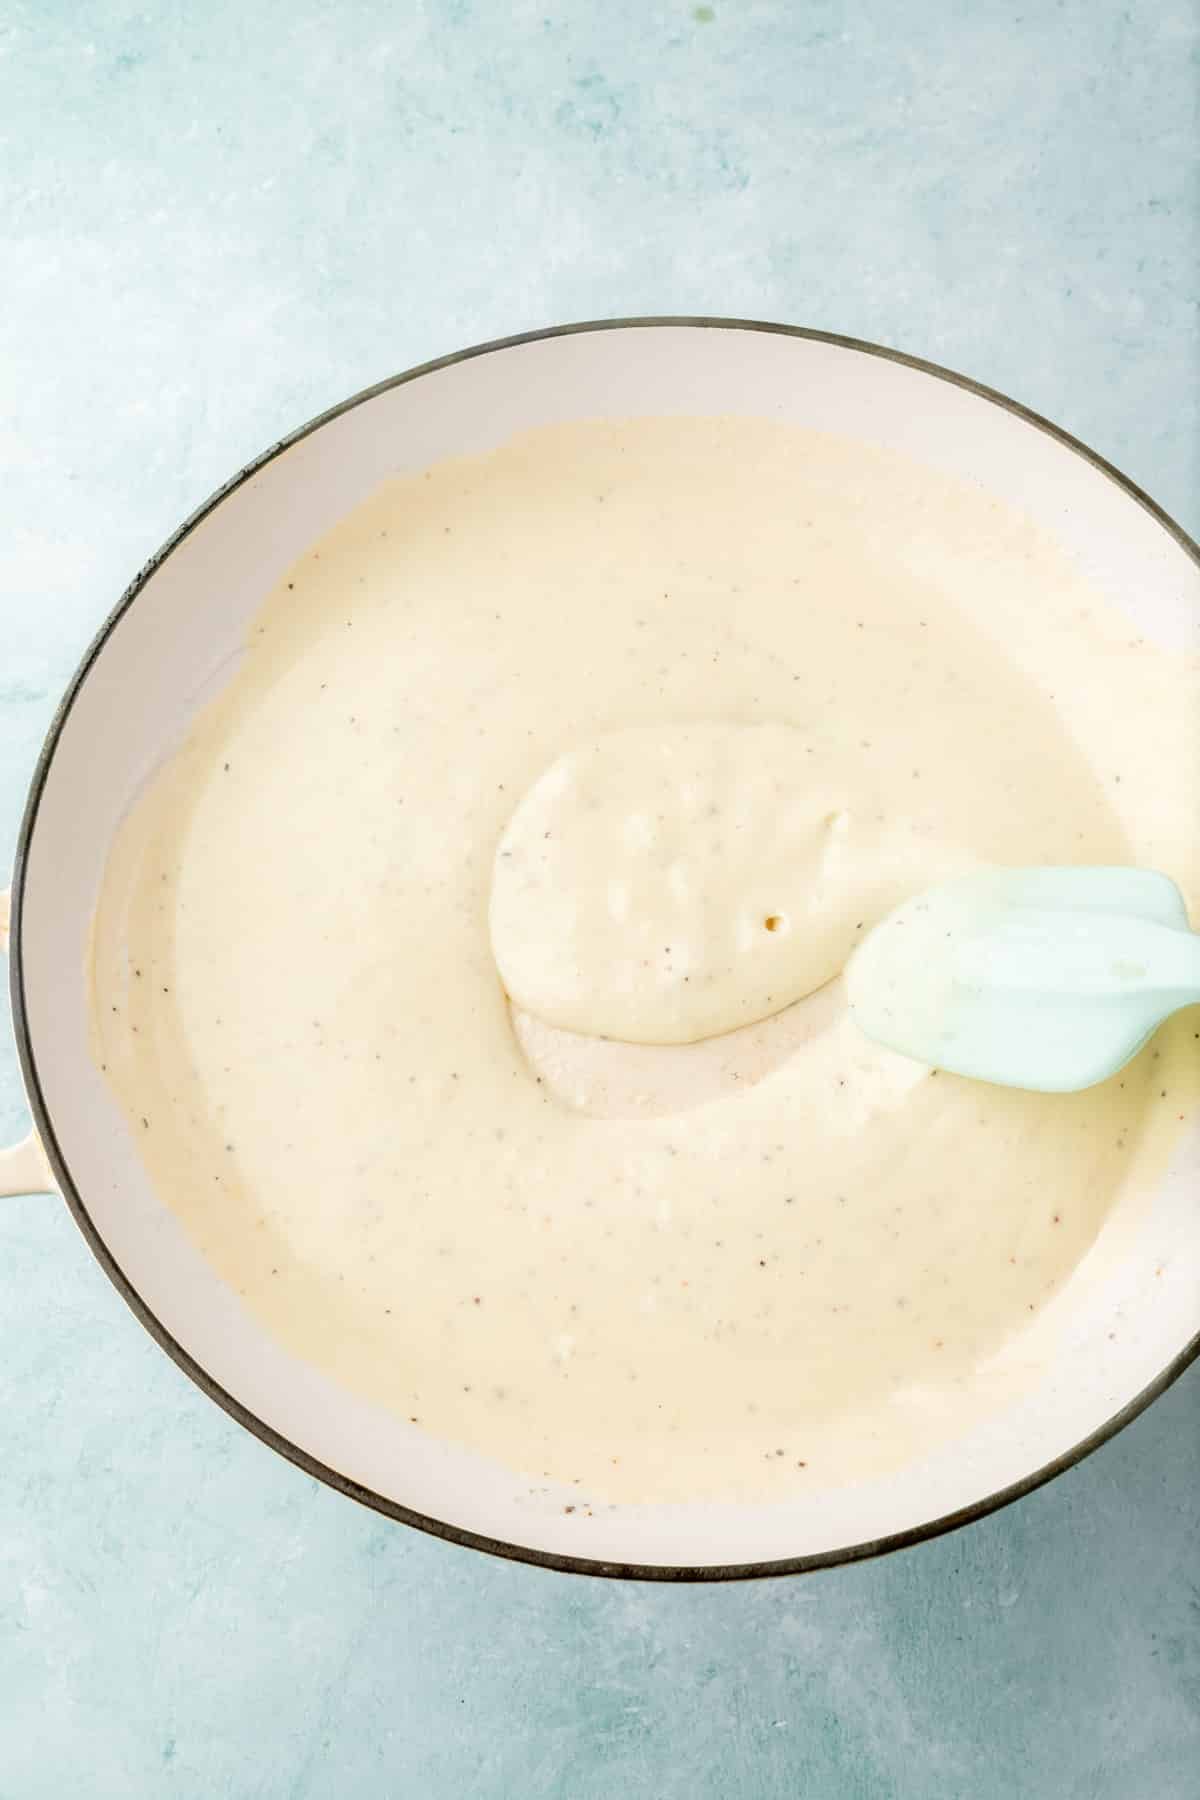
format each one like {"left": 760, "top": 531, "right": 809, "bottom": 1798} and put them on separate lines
{"left": 2, "top": 3, "right": 1198, "bottom": 1794}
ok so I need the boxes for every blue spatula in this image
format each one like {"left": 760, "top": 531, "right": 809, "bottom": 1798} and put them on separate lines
{"left": 846, "top": 867, "right": 1200, "bottom": 1092}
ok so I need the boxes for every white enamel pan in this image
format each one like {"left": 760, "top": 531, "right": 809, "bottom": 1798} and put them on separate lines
{"left": 5, "top": 320, "right": 1199, "bottom": 1579}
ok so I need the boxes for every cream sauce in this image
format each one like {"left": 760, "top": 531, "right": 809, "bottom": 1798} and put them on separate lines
{"left": 491, "top": 722, "right": 973, "bottom": 1045}
{"left": 89, "top": 417, "right": 1200, "bottom": 1504}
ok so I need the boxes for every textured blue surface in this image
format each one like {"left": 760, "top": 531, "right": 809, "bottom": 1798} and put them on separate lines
{"left": 2, "top": 3, "right": 1198, "bottom": 1794}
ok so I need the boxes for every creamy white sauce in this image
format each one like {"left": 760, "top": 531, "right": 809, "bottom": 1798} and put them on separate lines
{"left": 491, "top": 722, "right": 971, "bottom": 1045}
{"left": 88, "top": 416, "right": 1200, "bottom": 1504}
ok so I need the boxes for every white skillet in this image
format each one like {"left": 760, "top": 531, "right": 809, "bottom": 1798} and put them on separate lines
{"left": 5, "top": 321, "right": 1199, "bottom": 1579}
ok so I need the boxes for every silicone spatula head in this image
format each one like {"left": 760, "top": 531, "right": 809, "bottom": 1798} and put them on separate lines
{"left": 846, "top": 867, "right": 1200, "bottom": 1092}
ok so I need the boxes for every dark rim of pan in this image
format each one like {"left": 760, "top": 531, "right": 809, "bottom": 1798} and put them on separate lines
{"left": 10, "top": 317, "right": 1200, "bottom": 1582}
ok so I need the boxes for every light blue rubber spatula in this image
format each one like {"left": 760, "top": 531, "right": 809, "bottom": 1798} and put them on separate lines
{"left": 845, "top": 867, "right": 1200, "bottom": 1093}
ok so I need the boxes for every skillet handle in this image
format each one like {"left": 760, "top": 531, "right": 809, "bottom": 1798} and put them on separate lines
{"left": 0, "top": 1131, "right": 54, "bottom": 1197}
{"left": 0, "top": 886, "right": 56, "bottom": 1196}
